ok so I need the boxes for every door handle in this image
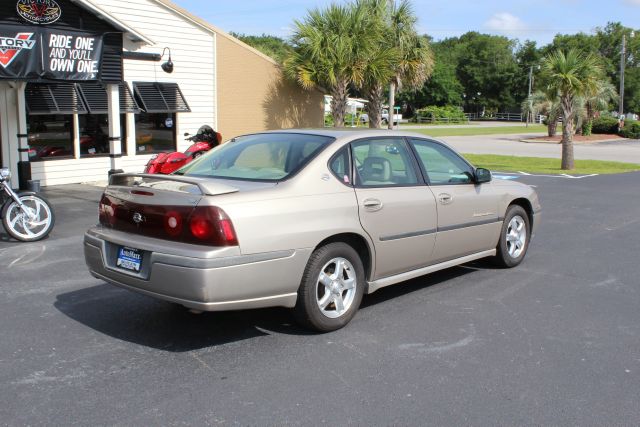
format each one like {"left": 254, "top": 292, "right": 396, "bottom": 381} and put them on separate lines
{"left": 363, "top": 198, "right": 383, "bottom": 211}
{"left": 438, "top": 193, "right": 453, "bottom": 205}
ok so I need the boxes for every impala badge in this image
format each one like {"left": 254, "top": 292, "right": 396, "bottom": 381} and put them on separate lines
{"left": 132, "top": 212, "right": 144, "bottom": 224}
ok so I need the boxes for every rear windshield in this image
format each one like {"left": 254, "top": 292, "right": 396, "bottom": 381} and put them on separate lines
{"left": 176, "top": 133, "right": 334, "bottom": 181}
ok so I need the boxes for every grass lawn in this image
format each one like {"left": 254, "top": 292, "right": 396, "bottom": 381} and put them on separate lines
{"left": 412, "top": 124, "right": 547, "bottom": 137}
{"left": 463, "top": 154, "right": 640, "bottom": 175}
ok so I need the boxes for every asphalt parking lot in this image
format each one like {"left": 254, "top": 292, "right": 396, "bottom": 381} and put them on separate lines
{"left": 1, "top": 173, "right": 639, "bottom": 425}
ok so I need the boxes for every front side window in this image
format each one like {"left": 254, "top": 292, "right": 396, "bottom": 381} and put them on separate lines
{"left": 28, "top": 115, "right": 73, "bottom": 161}
{"left": 351, "top": 138, "right": 419, "bottom": 187}
{"left": 135, "top": 113, "right": 176, "bottom": 154}
{"left": 177, "top": 133, "right": 333, "bottom": 181}
{"left": 410, "top": 139, "right": 474, "bottom": 185}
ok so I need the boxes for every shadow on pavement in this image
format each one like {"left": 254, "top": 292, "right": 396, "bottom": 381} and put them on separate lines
{"left": 361, "top": 264, "right": 478, "bottom": 309}
{"left": 54, "top": 284, "right": 310, "bottom": 352}
{"left": 54, "top": 262, "right": 488, "bottom": 352}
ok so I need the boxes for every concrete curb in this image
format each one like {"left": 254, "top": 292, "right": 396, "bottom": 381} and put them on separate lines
{"left": 520, "top": 137, "right": 625, "bottom": 145}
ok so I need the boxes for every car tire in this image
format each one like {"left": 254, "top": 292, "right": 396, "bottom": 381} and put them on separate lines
{"left": 382, "top": 118, "right": 388, "bottom": 125}
{"left": 294, "top": 242, "right": 365, "bottom": 332}
{"left": 492, "top": 205, "right": 530, "bottom": 268}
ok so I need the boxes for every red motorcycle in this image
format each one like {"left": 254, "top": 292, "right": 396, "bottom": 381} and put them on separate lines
{"left": 144, "top": 125, "right": 222, "bottom": 174}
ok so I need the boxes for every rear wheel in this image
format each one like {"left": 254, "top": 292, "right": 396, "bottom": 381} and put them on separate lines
{"left": 294, "top": 243, "right": 364, "bottom": 332}
{"left": 493, "top": 205, "right": 530, "bottom": 268}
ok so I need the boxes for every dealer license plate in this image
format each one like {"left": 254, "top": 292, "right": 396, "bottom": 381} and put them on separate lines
{"left": 117, "top": 247, "right": 142, "bottom": 272}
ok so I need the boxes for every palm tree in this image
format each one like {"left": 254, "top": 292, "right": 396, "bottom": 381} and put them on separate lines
{"left": 361, "top": 45, "right": 398, "bottom": 128}
{"left": 583, "top": 81, "right": 618, "bottom": 135}
{"left": 520, "top": 94, "right": 541, "bottom": 128}
{"left": 284, "top": 4, "right": 375, "bottom": 127}
{"left": 541, "top": 49, "right": 605, "bottom": 169}
{"left": 522, "top": 90, "right": 561, "bottom": 136}
{"left": 355, "top": 0, "right": 397, "bottom": 128}
{"left": 385, "top": 0, "right": 433, "bottom": 129}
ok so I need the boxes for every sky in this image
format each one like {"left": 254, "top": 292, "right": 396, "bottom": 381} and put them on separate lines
{"left": 171, "top": 0, "right": 640, "bottom": 46}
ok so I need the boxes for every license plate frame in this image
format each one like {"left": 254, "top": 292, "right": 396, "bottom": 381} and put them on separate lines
{"left": 116, "top": 246, "right": 142, "bottom": 273}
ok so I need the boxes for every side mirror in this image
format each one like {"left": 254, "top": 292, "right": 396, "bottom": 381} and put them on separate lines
{"left": 475, "top": 167, "right": 492, "bottom": 184}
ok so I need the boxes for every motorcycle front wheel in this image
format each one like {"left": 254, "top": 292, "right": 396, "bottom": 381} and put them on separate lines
{"left": 2, "top": 194, "right": 55, "bottom": 242}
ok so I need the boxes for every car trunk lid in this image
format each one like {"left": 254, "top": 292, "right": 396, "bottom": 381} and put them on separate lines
{"left": 99, "top": 174, "right": 240, "bottom": 246}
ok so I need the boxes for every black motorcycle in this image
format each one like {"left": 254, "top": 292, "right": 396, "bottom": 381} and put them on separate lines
{"left": 0, "top": 168, "right": 55, "bottom": 242}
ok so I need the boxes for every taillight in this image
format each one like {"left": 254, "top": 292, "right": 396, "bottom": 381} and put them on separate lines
{"left": 98, "top": 194, "right": 117, "bottom": 225}
{"left": 188, "top": 206, "right": 238, "bottom": 246}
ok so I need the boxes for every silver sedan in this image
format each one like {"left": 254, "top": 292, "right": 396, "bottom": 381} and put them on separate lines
{"left": 84, "top": 130, "right": 540, "bottom": 331}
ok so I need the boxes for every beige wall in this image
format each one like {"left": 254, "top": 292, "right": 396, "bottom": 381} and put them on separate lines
{"left": 216, "top": 35, "right": 324, "bottom": 139}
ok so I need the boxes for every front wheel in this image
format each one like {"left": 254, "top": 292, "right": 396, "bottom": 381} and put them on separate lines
{"left": 493, "top": 205, "right": 530, "bottom": 268}
{"left": 2, "top": 194, "right": 55, "bottom": 242}
{"left": 294, "top": 243, "right": 365, "bottom": 332}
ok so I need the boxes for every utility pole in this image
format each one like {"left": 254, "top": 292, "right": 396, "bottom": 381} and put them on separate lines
{"left": 619, "top": 33, "right": 626, "bottom": 118}
{"left": 527, "top": 65, "right": 534, "bottom": 125}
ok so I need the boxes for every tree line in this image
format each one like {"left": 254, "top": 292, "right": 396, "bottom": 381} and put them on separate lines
{"left": 235, "top": 19, "right": 638, "bottom": 119}
{"left": 233, "top": 3, "right": 639, "bottom": 169}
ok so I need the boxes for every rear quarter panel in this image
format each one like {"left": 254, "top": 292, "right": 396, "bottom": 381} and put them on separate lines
{"left": 197, "top": 144, "right": 369, "bottom": 256}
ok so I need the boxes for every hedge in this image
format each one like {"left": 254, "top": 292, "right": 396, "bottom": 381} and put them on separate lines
{"left": 619, "top": 121, "right": 640, "bottom": 139}
{"left": 415, "top": 105, "right": 466, "bottom": 122}
{"left": 591, "top": 116, "right": 619, "bottom": 134}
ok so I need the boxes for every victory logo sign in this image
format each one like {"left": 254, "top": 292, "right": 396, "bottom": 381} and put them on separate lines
{"left": 17, "top": 0, "right": 62, "bottom": 25}
{"left": 0, "top": 33, "right": 36, "bottom": 68}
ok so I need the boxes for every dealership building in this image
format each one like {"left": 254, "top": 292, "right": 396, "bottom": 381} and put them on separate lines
{"left": 0, "top": 0, "right": 323, "bottom": 188}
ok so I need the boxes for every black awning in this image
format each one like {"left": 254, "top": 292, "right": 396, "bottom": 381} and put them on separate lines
{"left": 25, "top": 83, "right": 88, "bottom": 115}
{"left": 132, "top": 82, "right": 191, "bottom": 113}
{"left": 77, "top": 83, "right": 141, "bottom": 114}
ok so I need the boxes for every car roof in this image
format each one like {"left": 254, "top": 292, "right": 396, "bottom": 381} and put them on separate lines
{"left": 253, "top": 128, "right": 440, "bottom": 141}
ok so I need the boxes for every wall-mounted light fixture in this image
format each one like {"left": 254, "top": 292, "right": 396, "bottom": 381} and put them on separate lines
{"left": 160, "top": 47, "right": 173, "bottom": 74}
{"left": 122, "top": 47, "right": 174, "bottom": 74}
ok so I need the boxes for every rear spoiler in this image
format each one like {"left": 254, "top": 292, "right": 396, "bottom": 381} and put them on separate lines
{"left": 109, "top": 173, "right": 239, "bottom": 196}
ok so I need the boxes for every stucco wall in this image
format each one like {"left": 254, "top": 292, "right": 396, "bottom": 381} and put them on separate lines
{"left": 216, "top": 36, "right": 323, "bottom": 139}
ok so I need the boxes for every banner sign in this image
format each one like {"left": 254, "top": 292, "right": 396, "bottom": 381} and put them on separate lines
{"left": 0, "top": 25, "right": 103, "bottom": 81}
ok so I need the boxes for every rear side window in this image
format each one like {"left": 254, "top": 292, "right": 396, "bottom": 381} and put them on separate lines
{"left": 351, "top": 138, "right": 419, "bottom": 187}
{"left": 178, "top": 133, "right": 334, "bottom": 181}
{"left": 330, "top": 147, "right": 351, "bottom": 185}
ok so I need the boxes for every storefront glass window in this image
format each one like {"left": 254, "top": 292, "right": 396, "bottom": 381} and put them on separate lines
{"left": 28, "top": 115, "right": 74, "bottom": 161}
{"left": 135, "top": 113, "right": 177, "bottom": 154}
{"left": 78, "top": 114, "right": 127, "bottom": 158}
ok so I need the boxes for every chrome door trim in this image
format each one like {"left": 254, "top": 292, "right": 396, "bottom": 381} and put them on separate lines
{"left": 437, "top": 217, "right": 503, "bottom": 233}
{"left": 379, "top": 228, "right": 437, "bottom": 242}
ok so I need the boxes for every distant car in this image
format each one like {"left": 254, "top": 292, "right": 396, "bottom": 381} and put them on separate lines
{"left": 84, "top": 130, "right": 541, "bottom": 332}
{"left": 360, "top": 109, "right": 402, "bottom": 125}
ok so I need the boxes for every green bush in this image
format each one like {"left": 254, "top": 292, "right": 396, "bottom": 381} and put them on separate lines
{"left": 591, "top": 116, "right": 619, "bottom": 134}
{"left": 415, "top": 105, "right": 466, "bottom": 123}
{"left": 582, "top": 120, "right": 593, "bottom": 136}
{"left": 619, "top": 121, "right": 640, "bottom": 139}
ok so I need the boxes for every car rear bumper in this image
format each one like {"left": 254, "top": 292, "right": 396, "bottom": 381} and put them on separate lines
{"left": 84, "top": 227, "right": 310, "bottom": 311}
